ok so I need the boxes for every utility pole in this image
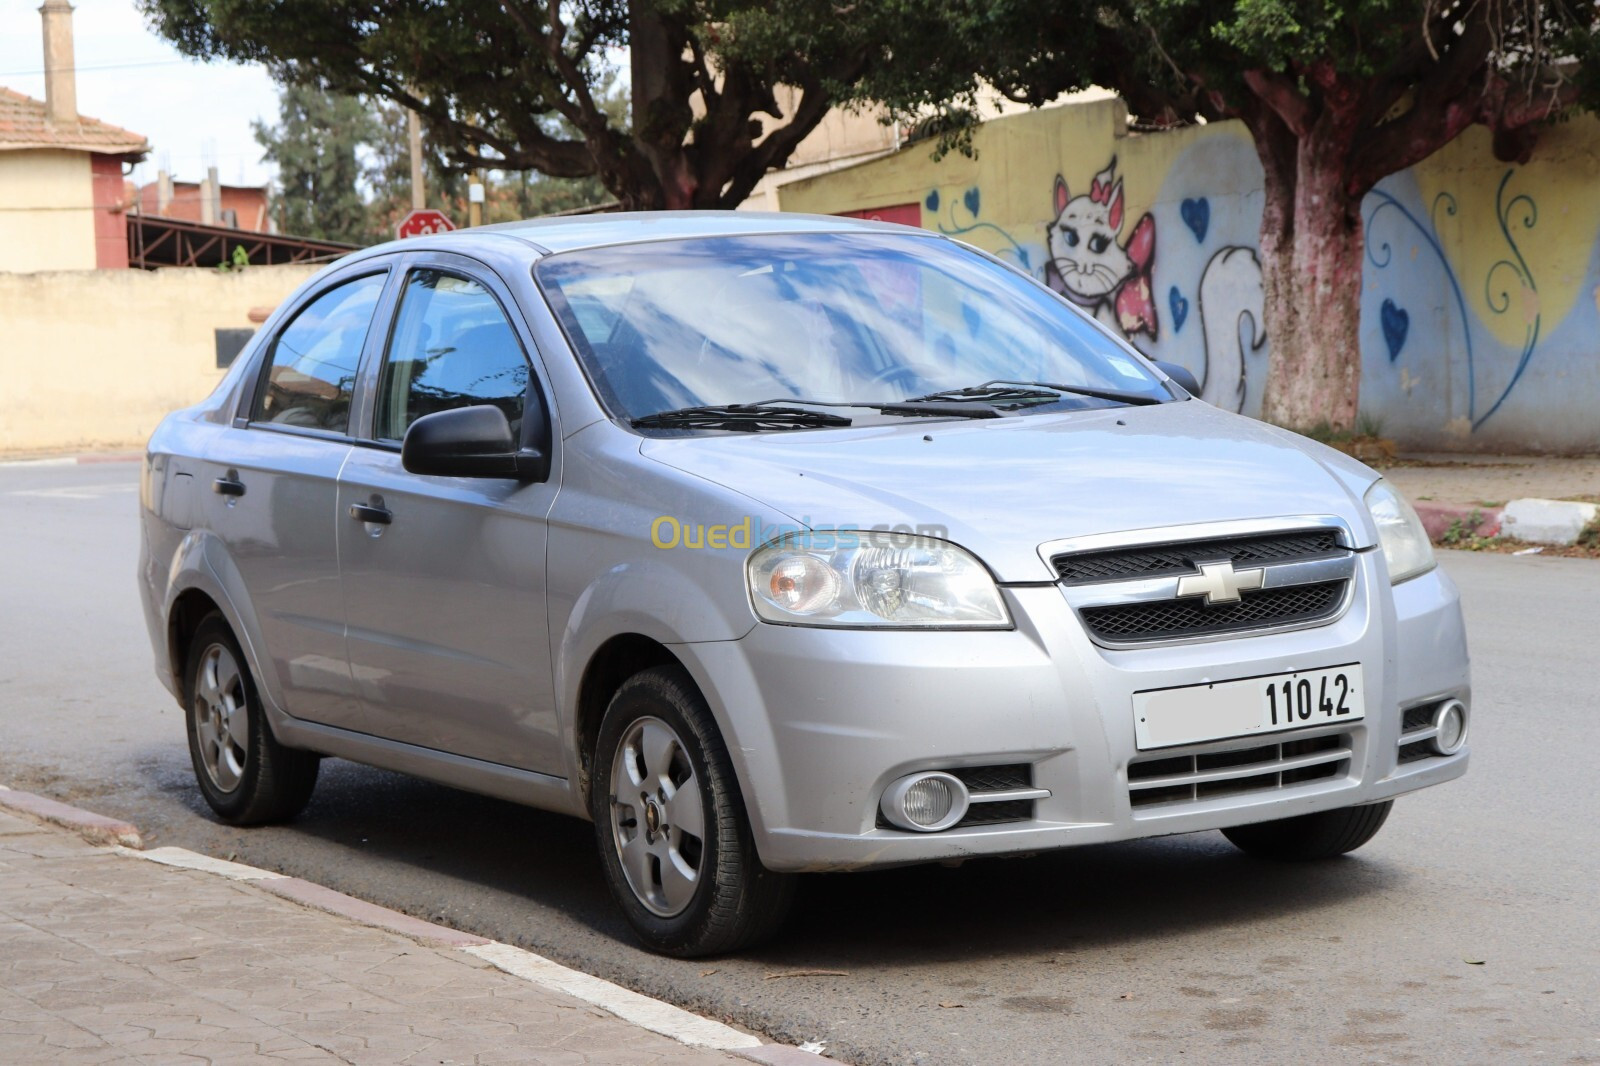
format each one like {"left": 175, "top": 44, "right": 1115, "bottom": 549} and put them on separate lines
{"left": 468, "top": 170, "right": 485, "bottom": 227}
{"left": 407, "top": 107, "right": 425, "bottom": 210}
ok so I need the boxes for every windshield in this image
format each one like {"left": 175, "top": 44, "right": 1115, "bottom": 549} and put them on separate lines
{"left": 534, "top": 231, "right": 1170, "bottom": 423}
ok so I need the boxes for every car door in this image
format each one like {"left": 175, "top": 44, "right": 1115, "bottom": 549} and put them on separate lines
{"left": 336, "top": 258, "right": 562, "bottom": 774}
{"left": 201, "top": 266, "right": 394, "bottom": 730}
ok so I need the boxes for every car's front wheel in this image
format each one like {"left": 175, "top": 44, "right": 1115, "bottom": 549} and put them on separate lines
{"left": 591, "top": 665, "right": 794, "bottom": 956}
{"left": 1221, "top": 800, "right": 1393, "bottom": 860}
{"left": 184, "top": 613, "right": 319, "bottom": 825}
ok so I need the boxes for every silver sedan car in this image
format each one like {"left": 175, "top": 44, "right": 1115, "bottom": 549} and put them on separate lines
{"left": 138, "top": 212, "right": 1469, "bottom": 956}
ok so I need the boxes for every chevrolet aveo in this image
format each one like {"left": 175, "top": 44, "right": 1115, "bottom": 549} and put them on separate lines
{"left": 139, "top": 213, "right": 1469, "bottom": 956}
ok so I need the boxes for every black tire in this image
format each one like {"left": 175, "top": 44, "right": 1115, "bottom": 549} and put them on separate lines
{"left": 1221, "top": 800, "right": 1393, "bottom": 860}
{"left": 183, "top": 613, "right": 318, "bottom": 825}
{"left": 591, "top": 665, "right": 795, "bottom": 957}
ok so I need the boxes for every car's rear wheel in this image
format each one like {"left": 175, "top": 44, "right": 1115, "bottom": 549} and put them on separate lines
{"left": 184, "top": 613, "right": 318, "bottom": 825}
{"left": 1221, "top": 800, "right": 1393, "bottom": 860}
{"left": 591, "top": 665, "right": 794, "bottom": 957}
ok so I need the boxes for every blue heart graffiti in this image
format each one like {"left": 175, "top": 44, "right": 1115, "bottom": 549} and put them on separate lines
{"left": 1169, "top": 286, "right": 1190, "bottom": 332}
{"left": 963, "top": 187, "right": 981, "bottom": 217}
{"left": 1380, "top": 299, "right": 1409, "bottom": 361}
{"left": 1181, "top": 198, "right": 1210, "bottom": 244}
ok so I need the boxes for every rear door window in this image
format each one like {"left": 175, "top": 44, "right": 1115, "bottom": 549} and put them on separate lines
{"left": 252, "top": 273, "right": 387, "bottom": 433}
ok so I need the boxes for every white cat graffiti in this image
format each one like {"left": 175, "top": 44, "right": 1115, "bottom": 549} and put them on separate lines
{"left": 1041, "top": 156, "right": 1267, "bottom": 414}
{"left": 1194, "top": 245, "right": 1267, "bottom": 412}
{"left": 1044, "top": 157, "right": 1157, "bottom": 340}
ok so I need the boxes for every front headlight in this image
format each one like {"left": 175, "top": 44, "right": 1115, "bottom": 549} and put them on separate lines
{"left": 748, "top": 532, "right": 1011, "bottom": 628}
{"left": 1364, "top": 480, "right": 1436, "bottom": 584}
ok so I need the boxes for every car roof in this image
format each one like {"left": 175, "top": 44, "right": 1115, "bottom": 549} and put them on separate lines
{"left": 348, "top": 210, "right": 936, "bottom": 263}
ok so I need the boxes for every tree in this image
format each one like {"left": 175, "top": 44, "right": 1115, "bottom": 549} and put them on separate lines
{"left": 142, "top": 0, "right": 908, "bottom": 212}
{"left": 253, "top": 80, "right": 376, "bottom": 244}
{"left": 861, "top": 1, "right": 1600, "bottom": 431}
{"left": 364, "top": 75, "right": 624, "bottom": 237}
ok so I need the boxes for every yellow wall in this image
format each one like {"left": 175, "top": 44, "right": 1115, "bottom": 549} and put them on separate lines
{"left": 0, "top": 149, "right": 98, "bottom": 272}
{"left": 0, "top": 265, "right": 318, "bottom": 453}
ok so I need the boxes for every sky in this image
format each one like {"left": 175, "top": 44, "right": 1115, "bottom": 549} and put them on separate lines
{"left": 0, "top": 0, "right": 279, "bottom": 188}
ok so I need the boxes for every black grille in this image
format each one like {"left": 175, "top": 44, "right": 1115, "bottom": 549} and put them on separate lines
{"left": 956, "top": 800, "right": 1033, "bottom": 826}
{"left": 950, "top": 764, "right": 1030, "bottom": 792}
{"left": 1081, "top": 581, "right": 1344, "bottom": 643}
{"left": 1053, "top": 530, "right": 1341, "bottom": 585}
{"left": 952, "top": 764, "right": 1032, "bottom": 828}
{"left": 1402, "top": 705, "right": 1436, "bottom": 731}
{"left": 1397, "top": 741, "right": 1437, "bottom": 763}
{"left": 1399, "top": 703, "right": 1442, "bottom": 763}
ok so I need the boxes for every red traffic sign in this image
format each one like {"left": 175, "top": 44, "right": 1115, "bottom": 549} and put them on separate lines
{"left": 396, "top": 209, "right": 456, "bottom": 239}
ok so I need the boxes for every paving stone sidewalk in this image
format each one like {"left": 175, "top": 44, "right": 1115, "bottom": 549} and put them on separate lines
{"left": 0, "top": 809, "right": 745, "bottom": 1065}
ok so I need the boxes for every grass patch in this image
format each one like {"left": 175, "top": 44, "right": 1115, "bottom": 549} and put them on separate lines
{"left": 1440, "top": 510, "right": 1487, "bottom": 546}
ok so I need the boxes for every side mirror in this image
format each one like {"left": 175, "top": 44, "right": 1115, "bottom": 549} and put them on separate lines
{"left": 401, "top": 405, "right": 548, "bottom": 481}
{"left": 1154, "top": 360, "right": 1201, "bottom": 397}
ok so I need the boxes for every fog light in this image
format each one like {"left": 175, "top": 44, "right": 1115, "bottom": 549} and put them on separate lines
{"left": 1430, "top": 699, "right": 1468, "bottom": 756}
{"left": 880, "top": 772, "right": 970, "bottom": 832}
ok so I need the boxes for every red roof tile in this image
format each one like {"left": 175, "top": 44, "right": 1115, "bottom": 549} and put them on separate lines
{"left": 0, "top": 86, "right": 148, "bottom": 157}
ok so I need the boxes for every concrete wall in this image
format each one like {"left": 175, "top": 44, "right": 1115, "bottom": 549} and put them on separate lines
{"left": 0, "top": 265, "right": 318, "bottom": 453}
{"left": 780, "top": 98, "right": 1600, "bottom": 453}
{"left": 0, "top": 149, "right": 96, "bottom": 272}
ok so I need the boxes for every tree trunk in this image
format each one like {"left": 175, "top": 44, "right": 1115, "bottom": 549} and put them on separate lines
{"left": 1257, "top": 129, "right": 1367, "bottom": 433}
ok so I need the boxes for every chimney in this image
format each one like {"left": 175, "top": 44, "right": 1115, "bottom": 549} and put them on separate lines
{"left": 157, "top": 170, "right": 173, "bottom": 215}
{"left": 39, "top": 0, "right": 77, "bottom": 125}
{"left": 201, "top": 166, "right": 220, "bottom": 225}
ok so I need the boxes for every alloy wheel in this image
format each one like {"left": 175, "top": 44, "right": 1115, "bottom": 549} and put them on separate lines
{"left": 192, "top": 642, "right": 249, "bottom": 793}
{"left": 608, "top": 715, "right": 706, "bottom": 917}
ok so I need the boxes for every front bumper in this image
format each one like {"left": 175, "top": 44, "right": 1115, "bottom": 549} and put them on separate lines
{"left": 682, "top": 551, "right": 1470, "bottom": 872}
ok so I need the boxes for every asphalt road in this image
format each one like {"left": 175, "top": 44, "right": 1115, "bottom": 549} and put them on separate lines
{"left": 3, "top": 460, "right": 1596, "bottom": 1065}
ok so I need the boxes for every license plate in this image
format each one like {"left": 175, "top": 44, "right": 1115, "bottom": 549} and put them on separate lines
{"left": 1133, "top": 664, "right": 1365, "bottom": 751}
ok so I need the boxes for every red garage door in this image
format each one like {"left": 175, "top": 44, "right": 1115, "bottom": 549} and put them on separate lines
{"left": 837, "top": 203, "right": 922, "bottom": 228}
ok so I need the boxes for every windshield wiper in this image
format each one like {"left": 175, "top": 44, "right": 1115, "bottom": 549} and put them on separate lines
{"left": 632, "top": 395, "right": 1011, "bottom": 432}
{"left": 631, "top": 404, "right": 852, "bottom": 431}
{"left": 737, "top": 396, "right": 1007, "bottom": 420}
{"left": 906, "top": 380, "right": 1165, "bottom": 408}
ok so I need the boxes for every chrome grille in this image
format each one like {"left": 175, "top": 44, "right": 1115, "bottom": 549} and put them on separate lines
{"left": 1128, "top": 732, "right": 1353, "bottom": 810}
{"left": 1053, "top": 530, "right": 1341, "bottom": 585}
{"left": 1051, "top": 525, "right": 1357, "bottom": 647}
{"left": 1081, "top": 581, "right": 1344, "bottom": 643}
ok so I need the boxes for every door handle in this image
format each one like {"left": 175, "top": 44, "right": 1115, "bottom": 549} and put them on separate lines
{"left": 212, "top": 477, "right": 245, "bottom": 497}
{"left": 348, "top": 502, "right": 392, "bottom": 525}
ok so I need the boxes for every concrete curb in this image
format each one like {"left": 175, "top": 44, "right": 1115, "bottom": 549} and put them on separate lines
{"left": 1501, "top": 497, "right": 1600, "bottom": 546}
{"left": 1417, "top": 498, "right": 1599, "bottom": 547}
{"left": 1414, "top": 501, "right": 1502, "bottom": 542}
{"left": 259, "top": 876, "right": 492, "bottom": 947}
{"left": 0, "top": 787, "right": 143, "bottom": 848}
{"left": 2, "top": 785, "right": 837, "bottom": 1061}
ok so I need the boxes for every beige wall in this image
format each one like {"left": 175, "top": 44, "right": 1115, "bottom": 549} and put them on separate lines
{"left": 0, "top": 265, "right": 319, "bottom": 453}
{"left": 0, "top": 149, "right": 97, "bottom": 272}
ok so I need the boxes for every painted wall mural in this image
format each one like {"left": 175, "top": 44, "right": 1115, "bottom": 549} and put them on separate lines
{"left": 926, "top": 142, "right": 1270, "bottom": 414}
{"left": 787, "top": 98, "right": 1600, "bottom": 450}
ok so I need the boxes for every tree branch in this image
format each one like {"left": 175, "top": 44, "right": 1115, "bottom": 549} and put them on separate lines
{"left": 1242, "top": 68, "right": 1315, "bottom": 138}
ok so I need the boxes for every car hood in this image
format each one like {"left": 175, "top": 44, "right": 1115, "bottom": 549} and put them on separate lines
{"left": 637, "top": 401, "right": 1380, "bottom": 581}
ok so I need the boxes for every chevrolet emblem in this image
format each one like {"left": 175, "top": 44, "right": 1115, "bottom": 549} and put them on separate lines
{"left": 1175, "top": 560, "right": 1266, "bottom": 605}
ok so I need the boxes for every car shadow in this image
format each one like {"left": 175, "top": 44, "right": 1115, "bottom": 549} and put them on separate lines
{"left": 155, "top": 755, "right": 1404, "bottom": 969}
